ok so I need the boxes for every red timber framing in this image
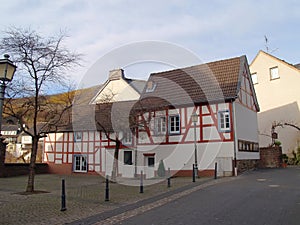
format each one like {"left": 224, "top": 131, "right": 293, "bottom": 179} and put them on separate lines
{"left": 136, "top": 102, "right": 234, "bottom": 146}
{"left": 44, "top": 130, "right": 136, "bottom": 174}
{"left": 44, "top": 131, "right": 103, "bottom": 174}
{"left": 236, "top": 65, "right": 257, "bottom": 111}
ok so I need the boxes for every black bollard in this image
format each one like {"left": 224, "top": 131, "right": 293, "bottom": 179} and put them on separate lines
{"left": 140, "top": 171, "right": 144, "bottom": 193}
{"left": 61, "top": 179, "right": 66, "bottom": 211}
{"left": 105, "top": 175, "right": 109, "bottom": 201}
{"left": 192, "top": 164, "right": 195, "bottom": 182}
{"left": 167, "top": 168, "right": 171, "bottom": 188}
{"left": 214, "top": 162, "right": 218, "bottom": 179}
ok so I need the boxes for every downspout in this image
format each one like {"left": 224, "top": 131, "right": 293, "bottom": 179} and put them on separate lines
{"left": 232, "top": 101, "right": 238, "bottom": 176}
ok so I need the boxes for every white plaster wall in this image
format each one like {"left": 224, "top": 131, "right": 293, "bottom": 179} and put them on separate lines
{"left": 250, "top": 52, "right": 300, "bottom": 154}
{"left": 136, "top": 142, "right": 234, "bottom": 174}
{"left": 94, "top": 79, "right": 140, "bottom": 103}
{"left": 234, "top": 102, "right": 260, "bottom": 160}
{"left": 235, "top": 103, "right": 259, "bottom": 142}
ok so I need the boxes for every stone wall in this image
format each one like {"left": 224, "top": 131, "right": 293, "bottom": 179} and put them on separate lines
{"left": 259, "top": 146, "right": 283, "bottom": 168}
{"left": 0, "top": 163, "right": 49, "bottom": 177}
{"left": 236, "top": 159, "right": 260, "bottom": 173}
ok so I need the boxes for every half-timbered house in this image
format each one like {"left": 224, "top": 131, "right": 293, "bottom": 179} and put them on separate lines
{"left": 43, "top": 55, "right": 260, "bottom": 177}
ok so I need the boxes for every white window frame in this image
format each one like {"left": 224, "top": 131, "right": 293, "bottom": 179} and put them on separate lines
{"left": 270, "top": 67, "right": 279, "bottom": 80}
{"left": 73, "top": 154, "right": 87, "bottom": 172}
{"left": 218, "top": 110, "right": 231, "bottom": 132}
{"left": 169, "top": 115, "right": 180, "bottom": 134}
{"left": 251, "top": 72, "right": 258, "bottom": 84}
{"left": 154, "top": 116, "right": 166, "bottom": 135}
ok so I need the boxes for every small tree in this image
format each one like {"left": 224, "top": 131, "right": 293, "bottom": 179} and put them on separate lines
{"left": 157, "top": 160, "right": 166, "bottom": 177}
{"left": 0, "top": 27, "right": 81, "bottom": 192}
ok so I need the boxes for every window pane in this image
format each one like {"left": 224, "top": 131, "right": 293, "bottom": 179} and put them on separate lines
{"left": 124, "top": 151, "right": 133, "bottom": 165}
{"left": 75, "top": 157, "right": 80, "bottom": 170}
{"left": 270, "top": 67, "right": 279, "bottom": 80}
{"left": 219, "top": 111, "right": 230, "bottom": 132}
{"left": 169, "top": 115, "right": 180, "bottom": 134}
{"left": 251, "top": 73, "right": 258, "bottom": 84}
{"left": 74, "top": 155, "right": 87, "bottom": 172}
{"left": 148, "top": 157, "right": 155, "bottom": 167}
{"left": 81, "top": 157, "right": 87, "bottom": 171}
{"left": 155, "top": 117, "right": 166, "bottom": 135}
{"left": 123, "top": 131, "right": 132, "bottom": 144}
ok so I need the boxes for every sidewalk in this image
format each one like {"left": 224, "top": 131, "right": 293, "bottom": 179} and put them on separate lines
{"left": 0, "top": 174, "right": 222, "bottom": 225}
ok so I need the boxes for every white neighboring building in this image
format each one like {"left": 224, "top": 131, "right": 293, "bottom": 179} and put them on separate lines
{"left": 250, "top": 50, "right": 300, "bottom": 154}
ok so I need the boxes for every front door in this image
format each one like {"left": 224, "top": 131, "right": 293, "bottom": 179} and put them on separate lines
{"left": 145, "top": 156, "right": 155, "bottom": 178}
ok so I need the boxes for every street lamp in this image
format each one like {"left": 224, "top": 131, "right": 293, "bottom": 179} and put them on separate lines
{"left": 0, "top": 54, "right": 17, "bottom": 169}
{"left": 191, "top": 112, "right": 198, "bottom": 178}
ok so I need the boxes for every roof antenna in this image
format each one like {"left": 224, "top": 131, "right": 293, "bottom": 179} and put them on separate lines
{"left": 264, "top": 35, "right": 279, "bottom": 54}
{"left": 264, "top": 35, "right": 269, "bottom": 52}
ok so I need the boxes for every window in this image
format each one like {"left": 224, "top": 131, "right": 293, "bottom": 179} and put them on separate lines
{"left": 124, "top": 151, "right": 133, "bottom": 165}
{"left": 123, "top": 131, "right": 132, "bottom": 145}
{"left": 145, "top": 80, "right": 157, "bottom": 93}
{"left": 73, "top": 155, "right": 87, "bottom": 172}
{"left": 251, "top": 73, "right": 258, "bottom": 84}
{"left": 270, "top": 67, "right": 279, "bottom": 80}
{"left": 169, "top": 115, "right": 180, "bottom": 134}
{"left": 148, "top": 157, "right": 155, "bottom": 167}
{"left": 238, "top": 140, "right": 259, "bottom": 152}
{"left": 74, "top": 132, "right": 82, "bottom": 142}
{"left": 154, "top": 117, "right": 166, "bottom": 135}
{"left": 218, "top": 110, "right": 230, "bottom": 132}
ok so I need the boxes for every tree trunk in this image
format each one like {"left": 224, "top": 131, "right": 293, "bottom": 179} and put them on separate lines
{"left": 26, "top": 136, "right": 39, "bottom": 192}
{"left": 111, "top": 139, "right": 120, "bottom": 182}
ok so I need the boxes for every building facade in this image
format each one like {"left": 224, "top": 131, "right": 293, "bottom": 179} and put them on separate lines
{"left": 250, "top": 50, "right": 300, "bottom": 154}
{"left": 44, "top": 56, "right": 260, "bottom": 177}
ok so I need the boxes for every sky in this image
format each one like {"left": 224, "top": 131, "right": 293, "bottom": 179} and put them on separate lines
{"left": 1, "top": 0, "right": 300, "bottom": 88}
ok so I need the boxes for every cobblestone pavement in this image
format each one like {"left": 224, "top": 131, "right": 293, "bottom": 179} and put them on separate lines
{"left": 0, "top": 174, "right": 217, "bottom": 225}
{"left": 72, "top": 177, "right": 235, "bottom": 225}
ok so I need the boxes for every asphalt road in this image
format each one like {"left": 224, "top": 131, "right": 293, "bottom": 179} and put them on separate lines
{"left": 116, "top": 167, "right": 300, "bottom": 225}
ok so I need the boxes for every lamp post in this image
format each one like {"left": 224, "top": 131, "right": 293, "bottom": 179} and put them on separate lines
{"left": 191, "top": 112, "right": 198, "bottom": 178}
{"left": 0, "top": 54, "right": 17, "bottom": 172}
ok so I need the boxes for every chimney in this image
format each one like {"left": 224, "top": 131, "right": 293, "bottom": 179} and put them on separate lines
{"left": 109, "top": 69, "right": 125, "bottom": 81}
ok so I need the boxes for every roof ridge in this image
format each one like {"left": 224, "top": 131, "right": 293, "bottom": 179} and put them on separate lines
{"left": 256, "top": 50, "right": 300, "bottom": 71}
{"left": 150, "top": 55, "right": 245, "bottom": 76}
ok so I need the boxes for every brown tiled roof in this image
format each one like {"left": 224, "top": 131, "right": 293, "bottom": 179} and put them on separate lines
{"left": 55, "top": 100, "right": 138, "bottom": 133}
{"left": 49, "top": 56, "right": 258, "bottom": 133}
{"left": 139, "top": 56, "right": 245, "bottom": 108}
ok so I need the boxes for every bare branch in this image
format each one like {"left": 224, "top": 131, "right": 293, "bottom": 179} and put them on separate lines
{"left": 0, "top": 27, "right": 81, "bottom": 192}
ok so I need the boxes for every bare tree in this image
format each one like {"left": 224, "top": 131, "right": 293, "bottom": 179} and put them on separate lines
{"left": 264, "top": 121, "right": 300, "bottom": 146}
{"left": 0, "top": 27, "right": 81, "bottom": 192}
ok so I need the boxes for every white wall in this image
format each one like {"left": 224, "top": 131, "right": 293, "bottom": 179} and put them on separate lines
{"left": 234, "top": 102, "right": 260, "bottom": 160}
{"left": 250, "top": 51, "right": 300, "bottom": 154}
{"left": 136, "top": 142, "right": 234, "bottom": 176}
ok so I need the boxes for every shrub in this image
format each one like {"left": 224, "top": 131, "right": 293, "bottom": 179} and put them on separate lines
{"left": 274, "top": 140, "right": 281, "bottom": 146}
{"left": 157, "top": 160, "right": 166, "bottom": 177}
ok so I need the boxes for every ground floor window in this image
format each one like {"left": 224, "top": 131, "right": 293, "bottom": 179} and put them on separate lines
{"left": 148, "top": 157, "right": 155, "bottom": 167}
{"left": 73, "top": 155, "right": 87, "bottom": 172}
{"left": 238, "top": 140, "right": 259, "bottom": 152}
{"left": 124, "top": 151, "right": 133, "bottom": 165}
